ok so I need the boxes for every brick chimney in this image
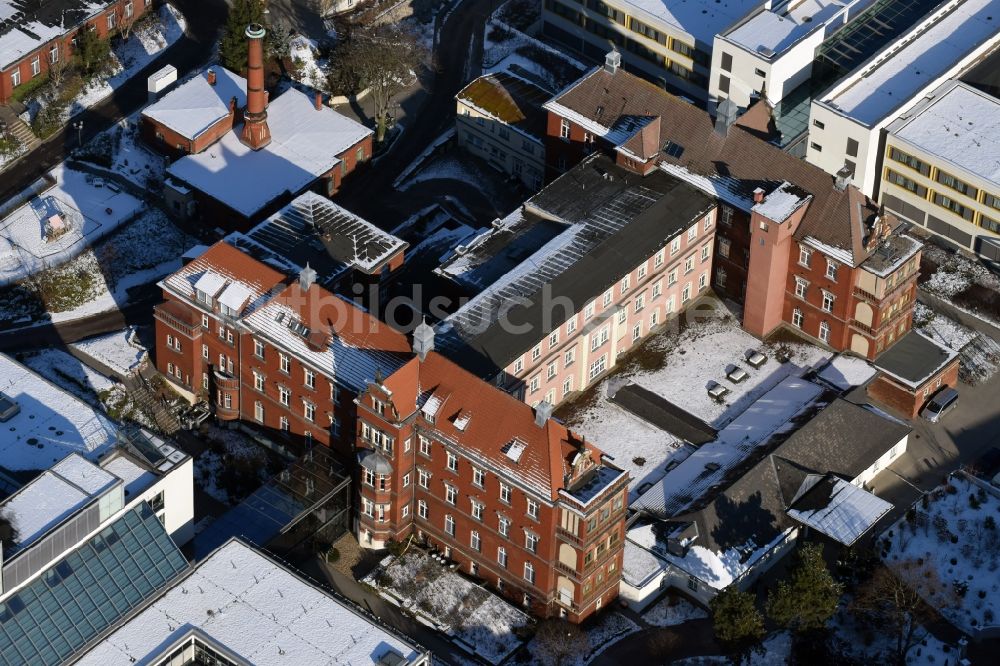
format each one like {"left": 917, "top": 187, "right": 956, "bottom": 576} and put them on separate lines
{"left": 240, "top": 23, "right": 271, "bottom": 151}
{"left": 753, "top": 187, "right": 765, "bottom": 204}
{"left": 314, "top": 91, "right": 323, "bottom": 111}
{"left": 207, "top": 69, "right": 216, "bottom": 85}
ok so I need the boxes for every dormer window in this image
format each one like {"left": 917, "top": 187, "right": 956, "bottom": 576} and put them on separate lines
{"left": 372, "top": 398, "right": 385, "bottom": 415}
{"left": 196, "top": 289, "right": 213, "bottom": 306}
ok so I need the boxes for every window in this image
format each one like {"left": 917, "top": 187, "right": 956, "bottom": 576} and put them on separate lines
{"left": 634, "top": 293, "right": 645, "bottom": 312}
{"left": 403, "top": 472, "right": 411, "bottom": 488}
{"left": 549, "top": 330, "right": 559, "bottom": 347}
{"left": 530, "top": 375, "right": 540, "bottom": 393}
{"left": 846, "top": 137, "right": 859, "bottom": 158}
{"left": 655, "top": 249, "right": 665, "bottom": 267}
{"left": 279, "top": 416, "right": 289, "bottom": 431}
{"left": 810, "top": 142, "right": 822, "bottom": 153}
{"left": 825, "top": 260, "right": 838, "bottom": 281}
{"left": 652, "top": 280, "right": 662, "bottom": 297}
{"left": 303, "top": 401, "right": 315, "bottom": 422}
{"left": 471, "top": 531, "right": 481, "bottom": 551}
{"left": 547, "top": 362, "right": 557, "bottom": 379}
{"left": 31, "top": 56, "right": 40, "bottom": 76}
{"left": 798, "top": 245, "right": 812, "bottom": 267}
{"left": 620, "top": 275, "right": 630, "bottom": 293}
{"left": 500, "top": 483, "right": 511, "bottom": 503}
{"left": 498, "top": 546, "right": 508, "bottom": 568}
{"left": 701, "top": 244, "right": 710, "bottom": 262}
{"left": 821, "top": 291, "right": 835, "bottom": 312}
{"left": 718, "top": 237, "right": 731, "bottom": 258}
{"left": 445, "top": 485, "right": 457, "bottom": 504}
{"left": 755, "top": 67, "right": 766, "bottom": 78}
{"left": 718, "top": 74, "right": 730, "bottom": 94}
{"left": 254, "top": 339, "right": 264, "bottom": 358}
{"left": 687, "top": 225, "right": 697, "bottom": 242}
{"left": 525, "top": 532, "right": 539, "bottom": 553}
{"left": 682, "top": 284, "right": 691, "bottom": 303}
{"left": 279, "top": 353, "right": 290, "bottom": 373}
{"left": 447, "top": 451, "right": 458, "bottom": 471}
{"left": 684, "top": 255, "right": 694, "bottom": 274}
{"left": 524, "top": 562, "right": 535, "bottom": 584}
{"left": 563, "top": 376, "right": 573, "bottom": 396}
{"left": 888, "top": 147, "right": 930, "bottom": 176}
{"left": 698, "top": 273, "right": 707, "bottom": 291}
{"left": 445, "top": 514, "right": 455, "bottom": 536}
{"left": 585, "top": 302, "right": 595, "bottom": 319}
{"left": 419, "top": 436, "right": 431, "bottom": 456}
{"left": 813, "top": 119, "right": 825, "bottom": 130}
{"left": 671, "top": 237, "right": 681, "bottom": 255}
{"left": 418, "top": 469, "right": 429, "bottom": 488}
{"left": 401, "top": 504, "right": 409, "bottom": 518}
{"left": 819, "top": 321, "right": 831, "bottom": 343}
{"left": 472, "top": 500, "right": 484, "bottom": 520}
{"left": 514, "top": 357, "right": 523, "bottom": 373}
{"left": 106, "top": 12, "right": 115, "bottom": 30}
{"left": 527, "top": 498, "right": 539, "bottom": 519}
{"left": 418, "top": 500, "right": 428, "bottom": 519}
{"left": 715, "top": 267, "right": 727, "bottom": 287}
{"left": 304, "top": 368, "right": 315, "bottom": 389}
{"left": 795, "top": 277, "right": 808, "bottom": 299}
{"left": 279, "top": 386, "right": 290, "bottom": 406}
{"left": 499, "top": 516, "right": 510, "bottom": 537}
{"left": 10, "top": 69, "right": 19, "bottom": 87}
{"left": 884, "top": 169, "right": 928, "bottom": 197}
{"left": 617, "top": 308, "right": 627, "bottom": 325}
{"left": 253, "top": 371, "right": 264, "bottom": 392}
{"left": 473, "top": 467, "right": 485, "bottom": 487}
{"left": 720, "top": 52, "right": 732, "bottom": 72}
{"left": 668, "top": 269, "right": 677, "bottom": 286}
{"left": 560, "top": 118, "right": 570, "bottom": 139}
{"left": 566, "top": 316, "right": 577, "bottom": 334}
{"left": 531, "top": 345, "right": 541, "bottom": 361}
{"left": 638, "top": 263, "right": 647, "bottom": 280}
{"left": 49, "top": 44, "right": 59, "bottom": 64}
{"left": 564, "top": 348, "right": 575, "bottom": 366}
{"left": 589, "top": 354, "right": 606, "bottom": 379}
{"left": 603, "top": 289, "right": 613, "bottom": 307}
{"left": 125, "top": 1, "right": 133, "bottom": 17}
{"left": 792, "top": 308, "right": 803, "bottom": 328}
{"left": 201, "top": 344, "right": 209, "bottom": 359}
{"left": 933, "top": 192, "right": 974, "bottom": 221}
{"left": 633, "top": 323, "right": 642, "bottom": 341}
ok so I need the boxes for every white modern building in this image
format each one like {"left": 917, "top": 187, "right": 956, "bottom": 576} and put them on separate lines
{"left": 75, "top": 539, "right": 431, "bottom": 665}
{"left": 807, "top": 0, "right": 1000, "bottom": 197}
{"left": 882, "top": 80, "right": 1000, "bottom": 258}
{"left": 710, "top": 0, "right": 876, "bottom": 108}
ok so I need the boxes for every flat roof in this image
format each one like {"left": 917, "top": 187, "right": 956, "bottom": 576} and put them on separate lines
{"left": 723, "top": 0, "right": 861, "bottom": 59}
{"left": 167, "top": 86, "right": 372, "bottom": 218}
{"left": 0, "top": 454, "right": 117, "bottom": 555}
{"left": 76, "top": 539, "right": 427, "bottom": 666}
{"left": 615, "top": 0, "right": 759, "bottom": 45}
{"left": 100, "top": 453, "right": 159, "bottom": 499}
{"left": 0, "top": 353, "right": 118, "bottom": 472}
{"left": 889, "top": 81, "right": 1000, "bottom": 187}
{"left": 610, "top": 384, "right": 718, "bottom": 445}
{"left": 875, "top": 330, "right": 959, "bottom": 388}
{"left": 819, "top": 0, "right": 1000, "bottom": 126}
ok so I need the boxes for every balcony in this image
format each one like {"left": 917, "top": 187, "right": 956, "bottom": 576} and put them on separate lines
{"left": 554, "top": 560, "right": 581, "bottom": 578}
{"left": 555, "top": 526, "right": 583, "bottom": 546}
{"left": 154, "top": 304, "right": 197, "bottom": 337}
{"left": 213, "top": 370, "right": 239, "bottom": 391}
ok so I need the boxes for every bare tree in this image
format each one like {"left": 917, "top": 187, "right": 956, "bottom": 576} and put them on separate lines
{"left": 116, "top": 2, "right": 138, "bottom": 41}
{"left": 48, "top": 41, "right": 70, "bottom": 89}
{"left": 533, "top": 619, "right": 587, "bottom": 666}
{"left": 332, "top": 24, "right": 426, "bottom": 143}
{"left": 852, "top": 562, "right": 957, "bottom": 666}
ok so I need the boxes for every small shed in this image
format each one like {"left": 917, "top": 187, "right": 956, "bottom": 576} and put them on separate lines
{"left": 147, "top": 65, "right": 178, "bottom": 98}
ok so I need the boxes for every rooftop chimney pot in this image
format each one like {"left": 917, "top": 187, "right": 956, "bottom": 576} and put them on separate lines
{"left": 534, "top": 401, "right": 554, "bottom": 428}
{"left": 834, "top": 165, "right": 853, "bottom": 192}
{"left": 314, "top": 91, "right": 323, "bottom": 111}
{"left": 714, "top": 98, "right": 739, "bottom": 136}
{"left": 299, "top": 263, "right": 317, "bottom": 291}
{"left": 207, "top": 69, "right": 216, "bottom": 86}
{"left": 604, "top": 49, "right": 621, "bottom": 74}
{"left": 753, "top": 187, "right": 765, "bottom": 204}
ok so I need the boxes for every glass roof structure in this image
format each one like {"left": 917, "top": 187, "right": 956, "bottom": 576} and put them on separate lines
{"left": 0, "top": 503, "right": 189, "bottom": 666}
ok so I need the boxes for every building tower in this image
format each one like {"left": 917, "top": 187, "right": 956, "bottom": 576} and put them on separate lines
{"left": 240, "top": 23, "right": 271, "bottom": 150}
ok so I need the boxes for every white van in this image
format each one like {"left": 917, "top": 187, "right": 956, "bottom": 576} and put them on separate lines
{"left": 921, "top": 386, "right": 959, "bottom": 423}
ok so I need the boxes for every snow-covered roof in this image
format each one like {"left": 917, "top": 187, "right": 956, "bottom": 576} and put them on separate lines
{"left": 787, "top": 476, "right": 892, "bottom": 545}
{"left": 101, "top": 453, "right": 159, "bottom": 498}
{"left": 889, "top": 80, "right": 1000, "bottom": 186}
{"left": 0, "top": 0, "right": 109, "bottom": 70}
{"left": 193, "top": 270, "right": 227, "bottom": 297}
{"left": 752, "top": 181, "right": 811, "bottom": 222}
{"left": 721, "top": 0, "right": 857, "bottom": 59}
{"left": 141, "top": 68, "right": 247, "bottom": 140}
{"left": 633, "top": 376, "right": 824, "bottom": 517}
{"left": 167, "top": 87, "right": 373, "bottom": 218}
{"left": 0, "top": 353, "right": 118, "bottom": 471}
{"left": 815, "top": 354, "right": 877, "bottom": 391}
{"left": 217, "top": 280, "right": 253, "bottom": 312}
{"left": 818, "top": 0, "right": 1000, "bottom": 126}
{"left": 615, "top": 0, "right": 759, "bottom": 45}
{"left": 0, "top": 454, "right": 118, "bottom": 555}
{"left": 74, "top": 539, "right": 428, "bottom": 666}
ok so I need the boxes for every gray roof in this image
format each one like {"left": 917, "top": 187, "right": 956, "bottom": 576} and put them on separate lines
{"left": 359, "top": 449, "right": 393, "bottom": 475}
{"left": 437, "top": 154, "right": 715, "bottom": 375}
{"left": 875, "top": 330, "right": 958, "bottom": 388}
{"left": 610, "top": 384, "right": 717, "bottom": 445}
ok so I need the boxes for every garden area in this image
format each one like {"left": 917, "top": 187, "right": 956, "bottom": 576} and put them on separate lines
{"left": 194, "top": 424, "right": 283, "bottom": 506}
{"left": 920, "top": 243, "right": 1000, "bottom": 329}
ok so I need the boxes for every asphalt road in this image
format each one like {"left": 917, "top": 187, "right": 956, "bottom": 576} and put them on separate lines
{"left": 0, "top": 0, "right": 229, "bottom": 204}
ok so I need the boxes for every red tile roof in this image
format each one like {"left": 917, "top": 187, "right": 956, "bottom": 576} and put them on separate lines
{"left": 161, "top": 240, "right": 286, "bottom": 311}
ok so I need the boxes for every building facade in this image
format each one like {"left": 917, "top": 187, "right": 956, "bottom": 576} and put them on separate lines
{"left": 0, "top": 0, "right": 149, "bottom": 105}
{"left": 869, "top": 330, "right": 961, "bottom": 418}
{"left": 881, "top": 80, "right": 1000, "bottom": 258}
{"left": 153, "top": 241, "right": 411, "bottom": 457}
{"left": 355, "top": 334, "right": 630, "bottom": 622}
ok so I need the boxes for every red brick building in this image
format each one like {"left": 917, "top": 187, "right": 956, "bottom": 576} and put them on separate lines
{"left": 0, "top": 0, "right": 149, "bottom": 105}
{"left": 356, "top": 325, "right": 630, "bottom": 622}
{"left": 542, "top": 54, "right": 922, "bottom": 359}
{"left": 868, "top": 331, "right": 961, "bottom": 417}
{"left": 142, "top": 25, "right": 373, "bottom": 230}
{"left": 153, "top": 240, "right": 411, "bottom": 456}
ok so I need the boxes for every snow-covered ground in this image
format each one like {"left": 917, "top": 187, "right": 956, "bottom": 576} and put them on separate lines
{"left": 20, "top": 348, "right": 115, "bottom": 405}
{"left": 365, "top": 550, "right": 532, "bottom": 664}
{"left": 75, "top": 112, "right": 168, "bottom": 190}
{"left": 914, "top": 303, "right": 1000, "bottom": 385}
{"left": 0, "top": 165, "right": 144, "bottom": 286}
{"left": 70, "top": 327, "right": 147, "bottom": 377}
{"left": 815, "top": 354, "right": 877, "bottom": 391}
{"left": 397, "top": 151, "right": 512, "bottom": 211}
{"left": 884, "top": 473, "right": 1000, "bottom": 634}
{"left": 482, "top": 17, "right": 586, "bottom": 92}
{"left": 562, "top": 317, "right": 831, "bottom": 495}
{"left": 642, "top": 596, "right": 708, "bottom": 627}
{"left": 195, "top": 424, "right": 273, "bottom": 505}
{"left": 289, "top": 35, "right": 328, "bottom": 91}
{"left": 68, "top": 6, "right": 187, "bottom": 118}
{"left": 525, "top": 609, "right": 639, "bottom": 666}
{"left": 914, "top": 302, "right": 977, "bottom": 351}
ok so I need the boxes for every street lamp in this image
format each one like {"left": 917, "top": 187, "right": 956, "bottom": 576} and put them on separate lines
{"left": 73, "top": 120, "right": 83, "bottom": 145}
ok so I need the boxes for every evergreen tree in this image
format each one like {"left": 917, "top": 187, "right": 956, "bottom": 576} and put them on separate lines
{"left": 710, "top": 586, "right": 765, "bottom": 651}
{"left": 766, "top": 543, "right": 842, "bottom": 632}
{"left": 219, "top": 0, "right": 264, "bottom": 73}
{"left": 77, "top": 27, "right": 112, "bottom": 79}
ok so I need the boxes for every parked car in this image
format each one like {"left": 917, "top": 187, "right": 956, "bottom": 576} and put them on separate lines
{"left": 921, "top": 386, "right": 959, "bottom": 423}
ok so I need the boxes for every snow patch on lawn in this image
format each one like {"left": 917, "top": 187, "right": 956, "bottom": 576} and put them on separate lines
{"left": 815, "top": 354, "right": 877, "bottom": 391}
{"left": 643, "top": 596, "right": 708, "bottom": 627}
{"left": 70, "top": 327, "right": 147, "bottom": 377}
{"left": 289, "top": 36, "right": 328, "bottom": 91}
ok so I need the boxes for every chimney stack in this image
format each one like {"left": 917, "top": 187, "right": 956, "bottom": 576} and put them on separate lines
{"left": 229, "top": 96, "right": 237, "bottom": 115}
{"left": 413, "top": 317, "right": 435, "bottom": 361}
{"left": 714, "top": 98, "right": 739, "bottom": 136}
{"left": 315, "top": 91, "right": 323, "bottom": 111}
{"left": 299, "top": 263, "right": 317, "bottom": 291}
{"left": 834, "top": 164, "right": 853, "bottom": 192}
{"left": 207, "top": 69, "right": 216, "bottom": 86}
{"left": 240, "top": 23, "right": 272, "bottom": 151}
{"left": 534, "top": 400, "right": 554, "bottom": 428}
{"left": 753, "top": 187, "right": 765, "bottom": 204}
{"left": 604, "top": 49, "right": 621, "bottom": 74}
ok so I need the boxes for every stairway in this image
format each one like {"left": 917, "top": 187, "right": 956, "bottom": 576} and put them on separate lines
{"left": 0, "top": 103, "right": 39, "bottom": 156}
{"left": 124, "top": 371, "right": 182, "bottom": 435}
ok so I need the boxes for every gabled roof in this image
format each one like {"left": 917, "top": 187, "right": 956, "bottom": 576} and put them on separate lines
{"left": 380, "top": 351, "right": 626, "bottom": 501}
{"left": 456, "top": 71, "right": 550, "bottom": 140}
{"left": 0, "top": 0, "right": 106, "bottom": 70}
{"left": 545, "top": 65, "right": 901, "bottom": 266}
{"left": 142, "top": 68, "right": 247, "bottom": 140}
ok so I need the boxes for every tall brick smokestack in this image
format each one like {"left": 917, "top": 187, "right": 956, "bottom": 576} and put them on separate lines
{"left": 240, "top": 23, "right": 271, "bottom": 151}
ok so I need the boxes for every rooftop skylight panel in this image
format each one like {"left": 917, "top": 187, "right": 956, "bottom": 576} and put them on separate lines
{"left": 502, "top": 438, "right": 527, "bottom": 463}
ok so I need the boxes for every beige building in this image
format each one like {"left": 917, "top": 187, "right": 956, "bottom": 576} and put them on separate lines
{"left": 882, "top": 80, "right": 1000, "bottom": 259}
{"left": 456, "top": 72, "right": 549, "bottom": 190}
